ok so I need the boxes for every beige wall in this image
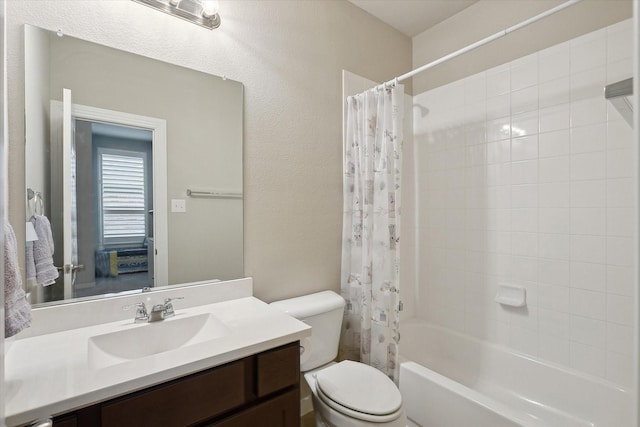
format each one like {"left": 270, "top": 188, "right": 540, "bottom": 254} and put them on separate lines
{"left": 412, "top": 0, "right": 633, "bottom": 94}
{"left": 6, "top": 0, "right": 412, "bottom": 302}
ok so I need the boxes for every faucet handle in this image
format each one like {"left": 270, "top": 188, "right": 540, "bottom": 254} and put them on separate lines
{"left": 163, "top": 297, "right": 184, "bottom": 318}
{"left": 122, "top": 302, "right": 149, "bottom": 323}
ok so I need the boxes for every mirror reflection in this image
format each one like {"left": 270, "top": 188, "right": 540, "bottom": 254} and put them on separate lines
{"left": 24, "top": 25, "right": 244, "bottom": 307}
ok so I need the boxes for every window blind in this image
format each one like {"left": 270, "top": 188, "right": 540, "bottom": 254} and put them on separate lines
{"left": 100, "top": 152, "right": 146, "bottom": 244}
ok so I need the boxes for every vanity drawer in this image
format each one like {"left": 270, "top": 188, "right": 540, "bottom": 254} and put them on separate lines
{"left": 101, "top": 359, "right": 248, "bottom": 427}
{"left": 256, "top": 341, "right": 300, "bottom": 397}
{"left": 208, "top": 388, "right": 299, "bottom": 427}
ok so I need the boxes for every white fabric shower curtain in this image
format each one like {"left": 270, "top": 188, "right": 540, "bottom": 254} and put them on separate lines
{"left": 340, "top": 84, "right": 404, "bottom": 381}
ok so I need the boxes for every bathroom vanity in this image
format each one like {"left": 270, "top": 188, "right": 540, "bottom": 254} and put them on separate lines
{"left": 4, "top": 279, "right": 310, "bottom": 427}
{"left": 52, "top": 342, "right": 300, "bottom": 427}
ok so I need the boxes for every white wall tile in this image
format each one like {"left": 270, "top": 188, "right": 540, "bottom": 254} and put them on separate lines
{"left": 414, "top": 20, "right": 635, "bottom": 382}
{"left": 539, "top": 182, "right": 571, "bottom": 208}
{"left": 464, "top": 73, "right": 487, "bottom": 104}
{"left": 539, "top": 129, "right": 570, "bottom": 158}
{"left": 486, "top": 93, "right": 510, "bottom": 120}
{"left": 539, "top": 156, "right": 570, "bottom": 183}
{"left": 539, "top": 234, "right": 570, "bottom": 260}
{"left": 571, "top": 151, "right": 605, "bottom": 181}
{"left": 607, "top": 294, "right": 633, "bottom": 326}
{"left": 511, "top": 55, "right": 538, "bottom": 90}
{"left": 607, "top": 119, "right": 633, "bottom": 150}
{"left": 512, "top": 232, "right": 538, "bottom": 257}
{"left": 539, "top": 258, "right": 569, "bottom": 286}
{"left": 606, "top": 207, "right": 634, "bottom": 237}
{"left": 606, "top": 322, "right": 633, "bottom": 356}
{"left": 539, "top": 208, "right": 570, "bottom": 234}
{"left": 569, "top": 288, "right": 606, "bottom": 320}
{"left": 606, "top": 236, "right": 634, "bottom": 266}
{"left": 571, "top": 208, "right": 605, "bottom": 236}
{"left": 606, "top": 148, "right": 634, "bottom": 178}
{"left": 538, "top": 283, "right": 570, "bottom": 312}
{"left": 571, "top": 66, "right": 606, "bottom": 101}
{"left": 511, "top": 86, "right": 538, "bottom": 114}
{"left": 511, "top": 160, "right": 538, "bottom": 184}
{"left": 571, "top": 98, "right": 607, "bottom": 127}
{"left": 486, "top": 65, "right": 510, "bottom": 97}
{"left": 540, "top": 104, "right": 570, "bottom": 133}
{"left": 511, "top": 135, "right": 538, "bottom": 161}
{"left": 606, "top": 58, "right": 633, "bottom": 86}
{"left": 571, "top": 180, "right": 605, "bottom": 207}
{"left": 570, "top": 123, "right": 606, "bottom": 154}
{"left": 570, "top": 262, "right": 605, "bottom": 292}
{"left": 571, "top": 235, "right": 606, "bottom": 264}
{"left": 607, "top": 265, "right": 634, "bottom": 296}
{"left": 539, "top": 42, "right": 571, "bottom": 82}
{"left": 570, "top": 315, "right": 606, "bottom": 348}
{"left": 512, "top": 256, "right": 538, "bottom": 283}
{"left": 570, "top": 28, "right": 607, "bottom": 73}
{"left": 539, "top": 77, "right": 570, "bottom": 108}
{"left": 487, "top": 116, "right": 511, "bottom": 142}
{"left": 511, "top": 208, "right": 538, "bottom": 232}
{"left": 511, "top": 111, "right": 539, "bottom": 137}
{"left": 606, "top": 178, "right": 634, "bottom": 207}
{"left": 512, "top": 184, "right": 538, "bottom": 208}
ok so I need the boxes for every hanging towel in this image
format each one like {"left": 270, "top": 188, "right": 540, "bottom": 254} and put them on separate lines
{"left": 26, "top": 241, "right": 36, "bottom": 282}
{"left": 4, "top": 222, "right": 32, "bottom": 338}
{"left": 30, "top": 215, "right": 59, "bottom": 286}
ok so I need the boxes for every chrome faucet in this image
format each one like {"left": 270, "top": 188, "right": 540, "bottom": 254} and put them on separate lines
{"left": 146, "top": 297, "right": 185, "bottom": 322}
{"left": 127, "top": 297, "right": 184, "bottom": 323}
{"left": 133, "top": 302, "right": 149, "bottom": 323}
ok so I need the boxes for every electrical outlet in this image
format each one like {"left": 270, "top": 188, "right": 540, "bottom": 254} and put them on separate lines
{"left": 171, "top": 199, "right": 186, "bottom": 213}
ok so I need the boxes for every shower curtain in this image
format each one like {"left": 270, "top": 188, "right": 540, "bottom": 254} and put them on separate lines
{"left": 340, "top": 84, "right": 404, "bottom": 381}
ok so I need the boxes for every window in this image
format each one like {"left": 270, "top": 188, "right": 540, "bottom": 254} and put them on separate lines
{"left": 98, "top": 149, "right": 148, "bottom": 247}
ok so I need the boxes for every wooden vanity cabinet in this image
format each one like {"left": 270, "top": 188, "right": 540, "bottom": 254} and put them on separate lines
{"left": 51, "top": 342, "right": 300, "bottom": 427}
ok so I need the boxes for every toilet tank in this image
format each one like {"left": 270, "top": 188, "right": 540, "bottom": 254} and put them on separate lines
{"left": 270, "top": 291, "right": 345, "bottom": 372}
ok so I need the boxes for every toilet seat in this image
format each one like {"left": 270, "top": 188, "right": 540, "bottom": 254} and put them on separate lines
{"left": 314, "top": 360, "right": 403, "bottom": 423}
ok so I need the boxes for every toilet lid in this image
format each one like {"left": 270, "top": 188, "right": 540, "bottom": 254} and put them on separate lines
{"left": 315, "top": 360, "right": 402, "bottom": 417}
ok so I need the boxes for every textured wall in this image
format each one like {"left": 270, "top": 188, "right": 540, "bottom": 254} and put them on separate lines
{"left": 6, "top": 0, "right": 412, "bottom": 302}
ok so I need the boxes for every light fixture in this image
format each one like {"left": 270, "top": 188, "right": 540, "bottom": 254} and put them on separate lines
{"left": 132, "top": 0, "right": 221, "bottom": 29}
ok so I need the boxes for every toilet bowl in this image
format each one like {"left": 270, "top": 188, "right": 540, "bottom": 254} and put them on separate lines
{"left": 305, "top": 361, "right": 406, "bottom": 427}
{"left": 270, "top": 291, "right": 406, "bottom": 427}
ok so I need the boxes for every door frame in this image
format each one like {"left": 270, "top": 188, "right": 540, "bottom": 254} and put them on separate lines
{"left": 51, "top": 101, "right": 168, "bottom": 297}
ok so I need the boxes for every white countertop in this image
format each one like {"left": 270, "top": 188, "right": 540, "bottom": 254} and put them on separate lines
{"left": 5, "top": 295, "right": 311, "bottom": 426}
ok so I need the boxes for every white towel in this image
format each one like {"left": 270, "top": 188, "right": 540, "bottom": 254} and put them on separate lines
{"left": 4, "top": 222, "right": 32, "bottom": 338}
{"left": 30, "top": 215, "right": 59, "bottom": 286}
{"left": 26, "top": 241, "right": 36, "bottom": 282}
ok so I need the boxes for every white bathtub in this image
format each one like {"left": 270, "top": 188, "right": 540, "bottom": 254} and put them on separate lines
{"left": 398, "top": 319, "right": 633, "bottom": 427}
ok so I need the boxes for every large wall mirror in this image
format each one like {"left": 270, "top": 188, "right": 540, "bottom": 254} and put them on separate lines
{"left": 24, "top": 25, "right": 243, "bottom": 307}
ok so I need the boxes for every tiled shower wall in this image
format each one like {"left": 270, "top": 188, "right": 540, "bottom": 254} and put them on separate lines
{"left": 414, "top": 19, "right": 635, "bottom": 385}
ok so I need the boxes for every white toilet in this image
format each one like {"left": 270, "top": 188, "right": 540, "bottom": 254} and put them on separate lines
{"left": 271, "top": 291, "right": 406, "bottom": 427}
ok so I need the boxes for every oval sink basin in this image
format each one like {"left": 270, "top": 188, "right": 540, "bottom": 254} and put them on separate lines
{"left": 88, "top": 313, "right": 230, "bottom": 369}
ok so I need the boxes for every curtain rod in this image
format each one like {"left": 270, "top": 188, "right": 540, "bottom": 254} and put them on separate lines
{"left": 377, "top": 0, "right": 582, "bottom": 90}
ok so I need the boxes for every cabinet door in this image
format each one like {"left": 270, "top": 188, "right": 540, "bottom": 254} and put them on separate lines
{"left": 208, "top": 389, "right": 300, "bottom": 427}
{"left": 256, "top": 342, "right": 299, "bottom": 398}
{"left": 101, "top": 360, "right": 247, "bottom": 427}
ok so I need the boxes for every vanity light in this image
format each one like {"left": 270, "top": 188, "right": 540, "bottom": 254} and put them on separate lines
{"left": 132, "top": 0, "right": 221, "bottom": 29}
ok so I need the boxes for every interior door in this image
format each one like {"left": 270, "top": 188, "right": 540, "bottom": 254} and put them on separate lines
{"left": 62, "top": 88, "right": 81, "bottom": 298}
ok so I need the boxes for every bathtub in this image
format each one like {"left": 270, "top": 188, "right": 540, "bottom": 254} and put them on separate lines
{"left": 398, "top": 319, "right": 633, "bottom": 427}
